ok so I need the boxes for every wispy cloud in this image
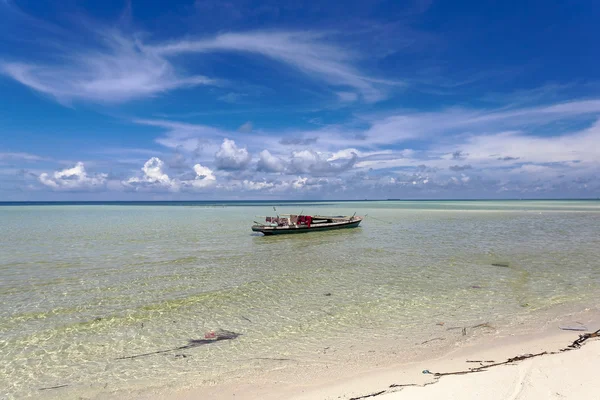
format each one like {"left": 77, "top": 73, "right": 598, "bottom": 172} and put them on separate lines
{"left": 0, "top": 152, "right": 46, "bottom": 162}
{"left": 0, "top": 30, "right": 215, "bottom": 104}
{"left": 353, "top": 99, "right": 600, "bottom": 147}
{"left": 2, "top": 21, "right": 400, "bottom": 105}
{"left": 152, "top": 31, "right": 400, "bottom": 102}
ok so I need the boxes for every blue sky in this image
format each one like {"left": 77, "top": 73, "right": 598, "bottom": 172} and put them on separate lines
{"left": 1, "top": 0, "right": 599, "bottom": 200}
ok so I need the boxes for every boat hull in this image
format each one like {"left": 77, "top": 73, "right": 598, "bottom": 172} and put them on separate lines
{"left": 252, "top": 219, "right": 361, "bottom": 235}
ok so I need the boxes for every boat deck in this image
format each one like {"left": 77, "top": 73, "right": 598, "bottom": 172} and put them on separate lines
{"left": 252, "top": 216, "right": 362, "bottom": 235}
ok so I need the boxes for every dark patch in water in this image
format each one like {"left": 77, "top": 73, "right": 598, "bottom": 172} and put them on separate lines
{"left": 116, "top": 329, "right": 241, "bottom": 360}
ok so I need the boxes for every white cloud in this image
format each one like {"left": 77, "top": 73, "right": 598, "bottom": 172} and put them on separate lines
{"left": 3, "top": 26, "right": 399, "bottom": 105}
{"left": 38, "top": 162, "right": 107, "bottom": 190}
{"left": 215, "top": 139, "right": 251, "bottom": 170}
{"left": 242, "top": 179, "right": 275, "bottom": 191}
{"left": 0, "top": 152, "right": 45, "bottom": 162}
{"left": 126, "top": 96, "right": 600, "bottom": 197}
{"left": 187, "top": 163, "right": 216, "bottom": 188}
{"left": 1, "top": 31, "right": 214, "bottom": 104}
{"left": 342, "top": 99, "right": 600, "bottom": 148}
{"left": 193, "top": 163, "right": 215, "bottom": 181}
{"left": 124, "top": 157, "right": 216, "bottom": 191}
{"left": 257, "top": 149, "right": 286, "bottom": 172}
{"left": 153, "top": 31, "right": 398, "bottom": 102}
{"left": 21, "top": 93, "right": 600, "bottom": 197}
{"left": 141, "top": 157, "right": 171, "bottom": 184}
{"left": 456, "top": 122, "right": 600, "bottom": 166}
{"left": 238, "top": 121, "right": 253, "bottom": 133}
{"left": 135, "top": 119, "right": 226, "bottom": 155}
{"left": 289, "top": 149, "right": 358, "bottom": 176}
{"left": 125, "top": 157, "right": 176, "bottom": 190}
{"left": 336, "top": 91, "right": 359, "bottom": 102}
{"left": 292, "top": 176, "right": 308, "bottom": 189}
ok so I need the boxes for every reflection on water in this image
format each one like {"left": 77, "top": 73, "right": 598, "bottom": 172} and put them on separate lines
{"left": 1, "top": 201, "right": 599, "bottom": 398}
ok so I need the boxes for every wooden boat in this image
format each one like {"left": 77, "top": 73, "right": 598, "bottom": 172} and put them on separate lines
{"left": 251, "top": 214, "right": 362, "bottom": 235}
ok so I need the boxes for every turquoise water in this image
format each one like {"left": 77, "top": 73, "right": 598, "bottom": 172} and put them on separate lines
{"left": 1, "top": 201, "right": 599, "bottom": 398}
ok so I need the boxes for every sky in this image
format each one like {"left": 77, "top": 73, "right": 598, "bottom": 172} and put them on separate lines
{"left": 1, "top": 0, "right": 599, "bottom": 200}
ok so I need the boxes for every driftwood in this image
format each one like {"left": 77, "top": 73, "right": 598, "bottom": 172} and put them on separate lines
{"left": 568, "top": 328, "right": 600, "bottom": 348}
{"left": 116, "top": 330, "right": 241, "bottom": 360}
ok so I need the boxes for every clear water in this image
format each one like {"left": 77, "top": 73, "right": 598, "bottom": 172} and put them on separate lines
{"left": 1, "top": 201, "right": 599, "bottom": 398}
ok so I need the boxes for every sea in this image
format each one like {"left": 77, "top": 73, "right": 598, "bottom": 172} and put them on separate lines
{"left": 1, "top": 200, "right": 599, "bottom": 399}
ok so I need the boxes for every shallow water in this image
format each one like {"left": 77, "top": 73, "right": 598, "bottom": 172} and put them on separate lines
{"left": 1, "top": 201, "right": 599, "bottom": 398}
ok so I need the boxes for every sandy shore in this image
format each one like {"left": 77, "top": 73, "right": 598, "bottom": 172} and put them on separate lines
{"left": 290, "top": 325, "right": 600, "bottom": 400}
{"left": 166, "top": 308, "right": 600, "bottom": 400}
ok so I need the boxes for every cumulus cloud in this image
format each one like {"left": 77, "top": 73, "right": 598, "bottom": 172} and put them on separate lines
{"left": 242, "top": 179, "right": 275, "bottom": 191}
{"left": 124, "top": 157, "right": 215, "bottom": 191}
{"left": 257, "top": 150, "right": 286, "bottom": 172}
{"left": 215, "top": 139, "right": 251, "bottom": 170}
{"left": 289, "top": 149, "right": 357, "bottom": 176}
{"left": 185, "top": 163, "right": 216, "bottom": 189}
{"left": 193, "top": 163, "right": 215, "bottom": 181}
{"left": 125, "top": 157, "right": 174, "bottom": 189}
{"left": 38, "top": 162, "right": 107, "bottom": 190}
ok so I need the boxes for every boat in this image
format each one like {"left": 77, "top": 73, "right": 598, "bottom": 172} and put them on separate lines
{"left": 251, "top": 214, "right": 363, "bottom": 235}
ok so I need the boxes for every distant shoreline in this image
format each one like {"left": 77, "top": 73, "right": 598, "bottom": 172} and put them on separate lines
{"left": 1, "top": 198, "right": 599, "bottom": 206}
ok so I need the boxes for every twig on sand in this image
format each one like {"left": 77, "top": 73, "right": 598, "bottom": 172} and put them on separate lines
{"left": 349, "top": 390, "right": 386, "bottom": 400}
{"left": 116, "top": 329, "right": 241, "bottom": 360}
{"left": 434, "top": 352, "right": 548, "bottom": 377}
{"left": 421, "top": 337, "right": 445, "bottom": 345}
{"left": 471, "top": 322, "right": 494, "bottom": 329}
{"left": 39, "top": 384, "right": 68, "bottom": 391}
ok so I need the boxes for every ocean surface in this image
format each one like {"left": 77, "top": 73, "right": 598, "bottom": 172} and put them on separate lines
{"left": 1, "top": 200, "right": 599, "bottom": 399}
